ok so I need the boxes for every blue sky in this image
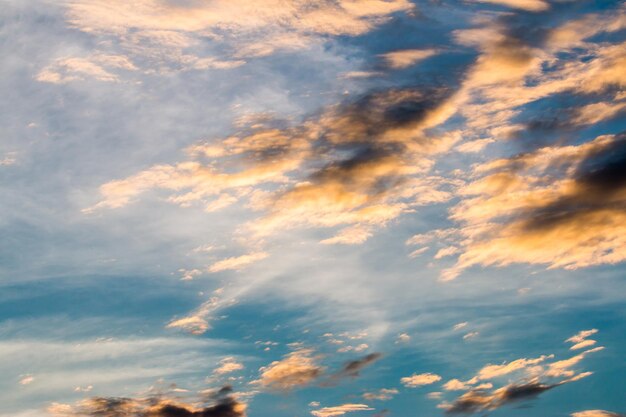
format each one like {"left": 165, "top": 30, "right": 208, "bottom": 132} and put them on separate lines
{"left": 0, "top": 1, "right": 625, "bottom": 416}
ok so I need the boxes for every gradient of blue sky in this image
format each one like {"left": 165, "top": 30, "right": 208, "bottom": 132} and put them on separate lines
{"left": 1, "top": 1, "right": 625, "bottom": 416}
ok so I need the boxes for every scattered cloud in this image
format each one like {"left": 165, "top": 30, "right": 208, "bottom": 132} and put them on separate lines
{"left": 471, "top": 0, "right": 550, "bottom": 12}
{"left": 252, "top": 349, "right": 324, "bottom": 391}
{"left": 214, "top": 357, "right": 244, "bottom": 376}
{"left": 334, "top": 353, "right": 382, "bottom": 379}
{"left": 566, "top": 329, "right": 598, "bottom": 350}
{"left": 401, "top": 373, "right": 441, "bottom": 387}
{"left": 438, "top": 334, "right": 605, "bottom": 414}
{"left": 311, "top": 404, "right": 374, "bottom": 417}
{"left": 48, "top": 385, "right": 247, "bottom": 417}
{"left": 571, "top": 411, "right": 624, "bottom": 417}
{"left": 208, "top": 252, "right": 269, "bottom": 273}
{"left": 380, "top": 49, "right": 438, "bottom": 69}
{"left": 363, "top": 388, "right": 398, "bottom": 401}
{"left": 18, "top": 375, "right": 34, "bottom": 386}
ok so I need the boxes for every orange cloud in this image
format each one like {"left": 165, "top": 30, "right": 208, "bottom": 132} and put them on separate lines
{"left": 252, "top": 349, "right": 324, "bottom": 391}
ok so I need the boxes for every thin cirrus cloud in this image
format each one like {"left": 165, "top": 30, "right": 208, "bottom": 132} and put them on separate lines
{"left": 471, "top": 0, "right": 550, "bottom": 12}
{"left": 379, "top": 48, "right": 438, "bottom": 69}
{"left": 37, "top": 0, "right": 415, "bottom": 79}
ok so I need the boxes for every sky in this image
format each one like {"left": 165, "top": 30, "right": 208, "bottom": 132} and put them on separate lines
{"left": 0, "top": 0, "right": 625, "bottom": 416}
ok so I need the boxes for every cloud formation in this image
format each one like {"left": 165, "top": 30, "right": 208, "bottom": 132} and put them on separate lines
{"left": 252, "top": 349, "right": 324, "bottom": 391}
{"left": 48, "top": 385, "right": 247, "bottom": 417}
{"left": 400, "top": 373, "right": 441, "bottom": 388}
{"left": 438, "top": 133, "right": 626, "bottom": 280}
{"left": 87, "top": 87, "right": 460, "bottom": 249}
{"left": 40, "top": 0, "right": 414, "bottom": 79}
{"left": 571, "top": 411, "right": 624, "bottom": 417}
{"left": 311, "top": 404, "right": 374, "bottom": 417}
{"left": 438, "top": 333, "right": 604, "bottom": 414}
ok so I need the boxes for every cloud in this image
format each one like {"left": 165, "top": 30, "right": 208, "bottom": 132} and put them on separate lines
{"left": 441, "top": 380, "right": 557, "bottom": 414}
{"left": 335, "top": 353, "right": 382, "bottom": 379}
{"left": 208, "top": 252, "right": 268, "bottom": 273}
{"left": 566, "top": 329, "right": 598, "bottom": 351}
{"left": 214, "top": 357, "right": 244, "bottom": 376}
{"left": 252, "top": 349, "right": 323, "bottom": 391}
{"left": 463, "top": 332, "right": 479, "bottom": 340}
{"left": 380, "top": 49, "right": 438, "bottom": 69}
{"left": 87, "top": 87, "right": 461, "bottom": 249}
{"left": 476, "top": 355, "right": 553, "bottom": 380}
{"left": 167, "top": 291, "right": 235, "bottom": 335}
{"left": 36, "top": 54, "right": 138, "bottom": 84}
{"left": 438, "top": 336, "right": 604, "bottom": 414}
{"left": 48, "top": 385, "right": 247, "bottom": 417}
{"left": 443, "top": 379, "right": 493, "bottom": 392}
{"left": 18, "top": 375, "right": 35, "bottom": 385}
{"left": 571, "top": 411, "right": 624, "bottom": 417}
{"left": 471, "top": 0, "right": 549, "bottom": 12}
{"left": 452, "top": 322, "right": 468, "bottom": 331}
{"left": 400, "top": 373, "right": 441, "bottom": 387}
{"left": 441, "top": 132, "right": 626, "bottom": 280}
{"left": 311, "top": 404, "right": 374, "bottom": 417}
{"left": 362, "top": 388, "right": 398, "bottom": 401}
{"left": 45, "top": 0, "right": 414, "bottom": 78}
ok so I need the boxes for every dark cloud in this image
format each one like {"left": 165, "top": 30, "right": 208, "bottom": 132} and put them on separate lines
{"left": 336, "top": 353, "right": 383, "bottom": 378}
{"left": 445, "top": 381, "right": 556, "bottom": 414}
{"left": 50, "top": 386, "right": 246, "bottom": 417}
{"left": 522, "top": 132, "right": 626, "bottom": 231}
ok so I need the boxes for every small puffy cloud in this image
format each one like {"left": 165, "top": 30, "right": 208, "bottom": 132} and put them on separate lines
{"left": 380, "top": 49, "right": 438, "bottom": 69}
{"left": 571, "top": 411, "right": 624, "bottom": 417}
{"left": 179, "top": 268, "right": 202, "bottom": 281}
{"left": 453, "top": 322, "right": 468, "bottom": 331}
{"left": 463, "top": 332, "right": 479, "bottom": 340}
{"left": 337, "top": 344, "right": 369, "bottom": 353}
{"left": 471, "top": 0, "right": 549, "bottom": 12}
{"left": 363, "top": 388, "right": 398, "bottom": 401}
{"left": 0, "top": 152, "right": 17, "bottom": 166}
{"left": 566, "top": 329, "right": 599, "bottom": 350}
{"left": 252, "top": 349, "right": 323, "bottom": 391}
{"left": 19, "top": 375, "right": 35, "bottom": 385}
{"left": 214, "top": 357, "right": 245, "bottom": 375}
{"left": 311, "top": 404, "right": 374, "bottom": 417}
{"left": 427, "top": 392, "right": 443, "bottom": 400}
{"left": 401, "top": 373, "right": 441, "bottom": 387}
{"left": 208, "top": 252, "right": 268, "bottom": 273}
